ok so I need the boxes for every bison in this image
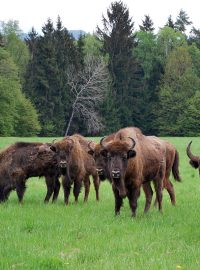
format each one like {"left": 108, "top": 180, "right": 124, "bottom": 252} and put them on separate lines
{"left": 50, "top": 135, "right": 100, "bottom": 205}
{"left": 0, "top": 142, "right": 60, "bottom": 203}
{"left": 98, "top": 127, "right": 181, "bottom": 217}
{"left": 187, "top": 141, "right": 200, "bottom": 175}
{"left": 88, "top": 130, "right": 181, "bottom": 213}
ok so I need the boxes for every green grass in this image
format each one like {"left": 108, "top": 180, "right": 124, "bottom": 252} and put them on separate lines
{"left": 0, "top": 137, "right": 200, "bottom": 269}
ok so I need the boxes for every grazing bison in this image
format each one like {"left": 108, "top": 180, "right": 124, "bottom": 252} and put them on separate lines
{"left": 187, "top": 141, "right": 200, "bottom": 175}
{"left": 88, "top": 130, "right": 181, "bottom": 213}
{"left": 50, "top": 135, "right": 100, "bottom": 205}
{"left": 99, "top": 127, "right": 178, "bottom": 217}
{"left": 0, "top": 142, "right": 60, "bottom": 203}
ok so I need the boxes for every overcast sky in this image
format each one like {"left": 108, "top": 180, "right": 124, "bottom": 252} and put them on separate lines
{"left": 0, "top": 0, "right": 199, "bottom": 34}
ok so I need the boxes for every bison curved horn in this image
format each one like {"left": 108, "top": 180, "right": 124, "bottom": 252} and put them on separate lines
{"left": 88, "top": 141, "right": 94, "bottom": 151}
{"left": 67, "top": 138, "right": 74, "bottom": 145}
{"left": 100, "top": 136, "right": 107, "bottom": 149}
{"left": 128, "top": 137, "right": 136, "bottom": 149}
{"left": 186, "top": 141, "right": 199, "bottom": 162}
{"left": 64, "top": 136, "right": 74, "bottom": 144}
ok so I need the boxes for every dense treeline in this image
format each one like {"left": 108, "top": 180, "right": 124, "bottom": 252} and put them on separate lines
{"left": 0, "top": 1, "right": 200, "bottom": 136}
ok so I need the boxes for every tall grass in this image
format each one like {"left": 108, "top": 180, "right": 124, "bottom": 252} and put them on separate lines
{"left": 0, "top": 137, "right": 200, "bottom": 269}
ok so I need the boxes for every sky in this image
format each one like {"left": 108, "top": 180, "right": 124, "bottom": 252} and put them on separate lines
{"left": 0, "top": 0, "right": 199, "bottom": 34}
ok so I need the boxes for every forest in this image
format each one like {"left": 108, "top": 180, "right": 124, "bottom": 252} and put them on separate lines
{"left": 0, "top": 0, "right": 200, "bottom": 137}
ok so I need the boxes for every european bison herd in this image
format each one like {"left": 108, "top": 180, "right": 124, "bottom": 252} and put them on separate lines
{"left": 0, "top": 127, "right": 199, "bottom": 217}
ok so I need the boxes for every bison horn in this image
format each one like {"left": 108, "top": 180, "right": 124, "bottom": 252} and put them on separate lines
{"left": 128, "top": 137, "right": 136, "bottom": 149}
{"left": 65, "top": 136, "right": 74, "bottom": 146}
{"left": 186, "top": 141, "right": 199, "bottom": 162}
{"left": 100, "top": 136, "right": 107, "bottom": 149}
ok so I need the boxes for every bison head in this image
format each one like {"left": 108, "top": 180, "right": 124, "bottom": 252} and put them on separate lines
{"left": 50, "top": 137, "right": 74, "bottom": 175}
{"left": 100, "top": 137, "right": 136, "bottom": 198}
{"left": 186, "top": 141, "right": 200, "bottom": 175}
{"left": 88, "top": 140, "right": 109, "bottom": 181}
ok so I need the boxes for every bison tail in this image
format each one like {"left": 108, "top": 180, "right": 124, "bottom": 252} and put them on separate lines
{"left": 172, "top": 150, "right": 181, "bottom": 182}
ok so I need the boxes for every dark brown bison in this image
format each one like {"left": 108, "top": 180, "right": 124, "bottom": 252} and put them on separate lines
{"left": 98, "top": 127, "right": 181, "bottom": 216}
{"left": 0, "top": 142, "right": 60, "bottom": 203}
{"left": 50, "top": 135, "right": 100, "bottom": 205}
{"left": 187, "top": 141, "right": 200, "bottom": 175}
{"left": 88, "top": 131, "right": 181, "bottom": 213}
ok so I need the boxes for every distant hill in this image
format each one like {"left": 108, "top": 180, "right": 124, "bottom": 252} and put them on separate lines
{"left": 20, "top": 30, "right": 87, "bottom": 41}
{"left": 69, "top": 30, "right": 87, "bottom": 39}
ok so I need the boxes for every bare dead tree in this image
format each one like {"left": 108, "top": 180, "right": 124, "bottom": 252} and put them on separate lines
{"left": 65, "top": 56, "right": 109, "bottom": 136}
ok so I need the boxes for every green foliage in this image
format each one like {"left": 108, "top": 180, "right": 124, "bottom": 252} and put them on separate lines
{"left": 157, "top": 47, "right": 200, "bottom": 135}
{"left": 0, "top": 47, "right": 40, "bottom": 136}
{"left": 0, "top": 20, "right": 30, "bottom": 80}
{"left": 24, "top": 18, "right": 81, "bottom": 136}
{"left": 0, "top": 77, "right": 16, "bottom": 135}
{"left": 157, "top": 27, "right": 187, "bottom": 66}
{"left": 179, "top": 91, "right": 200, "bottom": 136}
{"left": 97, "top": 1, "right": 143, "bottom": 131}
{"left": 14, "top": 92, "right": 41, "bottom": 136}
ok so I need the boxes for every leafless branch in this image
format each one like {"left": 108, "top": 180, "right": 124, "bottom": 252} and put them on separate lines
{"left": 65, "top": 55, "right": 110, "bottom": 135}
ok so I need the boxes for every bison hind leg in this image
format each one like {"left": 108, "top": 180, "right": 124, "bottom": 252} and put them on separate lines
{"left": 16, "top": 181, "right": 26, "bottom": 203}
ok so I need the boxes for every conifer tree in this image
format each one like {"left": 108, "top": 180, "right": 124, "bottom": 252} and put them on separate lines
{"left": 139, "top": 15, "right": 155, "bottom": 32}
{"left": 97, "top": 1, "right": 143, "bottom": 130}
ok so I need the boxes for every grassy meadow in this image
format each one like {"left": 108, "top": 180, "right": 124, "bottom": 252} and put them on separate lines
{"left": 0, "top": 136, "right": 200, "bottom": 270}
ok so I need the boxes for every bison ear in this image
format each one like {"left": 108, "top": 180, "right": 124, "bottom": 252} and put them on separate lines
{"left": 127, "top": 150, "right": 136, "bottom": 159}
{"left": 88, "top": 149, "right": 94, "bottom": 156}
{"left": 50, "top": 145, "right": 57, "bottom": 152}
{"left": 100, "top": 149, "right": 108, "bottom": 158}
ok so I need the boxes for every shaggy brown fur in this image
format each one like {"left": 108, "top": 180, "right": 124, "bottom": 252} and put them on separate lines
{"left": 0, "top": 142, "right": 60, "bottom": 203}
{"left": 100, "top": 127, "right": 174, "bottom": 216}
{"left": 89, "top": 130, "right": 181, "bottom": 213}
{"left": 51, "top": 135, "right": 100, "bottom": 204}
{"left": 143, "top": 137, "right": 181, "bottom": 211}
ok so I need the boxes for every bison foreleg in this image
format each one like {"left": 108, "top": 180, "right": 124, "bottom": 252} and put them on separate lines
{"left": 92, "top": 174, "right": 100, "bottom": 201}
{"left": 44, "top": 176, "right": 54, "bottom": 203}
{"left": 62, "top": 179, "right": 71, "bottom": 205}
{"left": 52, "top": 178, "right": 61, "bottom": 202}
{"left": 73, "top": 181, "right": 82, "bottom": 203}
{"left": 112, "top": 185, "right": 123, "bottom": 216}
{"left": 83, "top": 175, "right": 90, "bottom": 202}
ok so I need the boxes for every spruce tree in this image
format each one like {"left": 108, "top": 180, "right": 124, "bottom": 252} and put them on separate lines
{"left": 174, "top": 9, "right": 192, "bottom": 33}
{"left": 24, "top": 17, "right": 81, "bottom": 136}
{"left": 97, "top": 1, "right": 143, "bottom": 130}
{"left": 139, "top": 15, "right": 155, "bottom": 32}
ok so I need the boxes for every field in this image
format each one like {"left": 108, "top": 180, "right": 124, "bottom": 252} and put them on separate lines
{"left": 0, "top": 137, "right": 200, "bottom": 270}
